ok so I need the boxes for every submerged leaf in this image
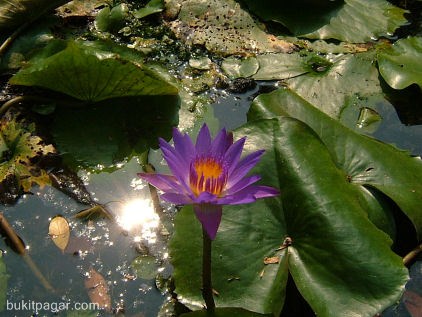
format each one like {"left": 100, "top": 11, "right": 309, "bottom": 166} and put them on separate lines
{"left": 48, "top": 216, "right": 70, "bottom": 252}
{"left": 378, "top": 37, "right": 422, "bottom": 90}
{"left": 84, "top": 268, "right": 111, "bottom": 311}
{"left": 131, "top": 255, "right": 159, "bottom": 280}
{"left": 9, "top": 40, "right": 178, "bottom": 102}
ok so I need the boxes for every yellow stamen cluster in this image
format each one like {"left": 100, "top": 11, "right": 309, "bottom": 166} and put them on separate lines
{"left": 190, "top": 157, "right": 227, "bottom": 197}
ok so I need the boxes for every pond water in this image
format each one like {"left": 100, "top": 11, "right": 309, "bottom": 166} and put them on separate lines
{"left": 1, "top": 82, "right": 421, "bottom": 317}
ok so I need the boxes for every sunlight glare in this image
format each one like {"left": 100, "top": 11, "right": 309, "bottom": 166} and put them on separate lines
{"left": 117, "top": 199, "right": 159, "bottom": 234}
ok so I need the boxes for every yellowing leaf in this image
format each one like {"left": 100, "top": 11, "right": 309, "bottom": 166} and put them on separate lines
{"left": 48, "top": 216, "right": 70, "bottom": 252}
{"left": 0, "top": 111, "right": 55, "bottom": 202}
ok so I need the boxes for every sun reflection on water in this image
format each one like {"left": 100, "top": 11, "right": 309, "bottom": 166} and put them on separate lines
{"left": 117, "top": 199, "right": 159, "bottom": 241}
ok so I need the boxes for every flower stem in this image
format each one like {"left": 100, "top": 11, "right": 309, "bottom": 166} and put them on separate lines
{"left": 202, "top": 227, "right": 215, "bottom": 312}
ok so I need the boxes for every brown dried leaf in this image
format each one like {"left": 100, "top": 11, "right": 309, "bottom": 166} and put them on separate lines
{"left": 263, "top": 256, "right": 280, "bottom": 265}
{"left": 84, "top": 268, "right": 111, "bottom": 311}
{"left": 48, "top": 216, "right": 70, "bottom": 252}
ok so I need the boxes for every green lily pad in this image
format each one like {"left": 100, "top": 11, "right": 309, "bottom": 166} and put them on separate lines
{"left": 165, "top": 0, "right": 295, "bottom": 55}
{"left": 282, "top": 53, "right": 381, "bottom": 118}
{"left": 240, "top": 0, "right": 408, "bottom": 43}
{"left": 94, "top": 3, "right": 129, "bottom": 33}
{"left": 378, "top": 36, "right": 422, "bottom": 90}
{"left": 134, "top": 0, "right": 164, "bottom": 19}
{"left": 0, "top": 254, "right": 8, "bottom": 311}
{"left": 221, "top": 56, "right": 259, "bottom": 79}
{"left": 131, "top": 255, "right": 159, "bottom": 280}
{"left": 248, "top": 88, "right": 422, "bottom": 238}
{"left": 170, "top": 118, "right": 407, "bottom": 316}
{"left": 9, "top": 40, "right": 178, "bottom": 102}
{"left": 222, "top": 52, "right": 382, "bottom": 119}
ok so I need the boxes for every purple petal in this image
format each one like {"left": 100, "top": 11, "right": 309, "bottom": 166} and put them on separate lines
{"left": 193, "top": 191, "right": 219, "bottom": 204}
{"left": 227, "top": 150, "right": 265, "bottom": 187}
{"left": 224, "top": 137, "right": 246, "bottom": 171}
{"left": 225, "top": 175, "right": 261, "bottom": 195}
{"left": 138, "top": 173, "right": 184, "bottom": 193}
{"left": 195, "top": 124, "right": 212, "bottom": 155}
{"left": 159, "top": 139, "right": 191, "bottom": 190}
{"left": 194, "top": 204, "right": 222, "bottom": 240}
{"left": 172, "top": 128, "right": 195, "bottom": 162}
{"left": 160, "top": 192, "right": 192, "bottom": 205}
{"left": 218, "top": 185, "right": 279, "bottom": 205}
{"left": 210, "top": 128, "right": 233, "bottom": 158}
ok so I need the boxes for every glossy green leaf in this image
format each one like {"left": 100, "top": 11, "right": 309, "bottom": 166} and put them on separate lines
{"left": 221, "top": 56, "right": 259, "bottom": 79}
{"left": 378, "top": 37, "right": 422, "bottom": 90}
{"left": 0, "top": 0, "right": 68, "bottom": 31}
{"left": 248, "top": 88, "right": 422, "bottom": 237}
{"left": 170, "top": 118, "right": 407, "bottom": 316}
{"left": 94, "top": 4, "right": 129, "bottom": 33}
{"left": 9, "top": 40, "right": 178, "bottom": 102}
{"left": 134, "top": 0, "right": 164, "bottom": 19}
{"left": 239, "top": 0, "right": 407, "bottom": 42}
{"left": 171, "top": 201, "right": 288, "bottom": 314}
{"left": 0, "top": 254, "right": 7, "bottom": 311}
{"left": 285, "top": 53, "right": 382, "bottom": 118}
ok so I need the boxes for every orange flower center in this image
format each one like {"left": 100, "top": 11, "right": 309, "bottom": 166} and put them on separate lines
{"left": 190, "top": 156, "right": 227, "bottom": 197}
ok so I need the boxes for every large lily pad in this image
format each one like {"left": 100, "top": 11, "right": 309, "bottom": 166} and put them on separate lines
{"left": 9, "top": 40, "right": 178, "bottom": 102}
{"left": 170, "top": 118, "right": 407, "bottom": 316}
{"left": 239, "top": 0, "right": 407, "bottom": 43}
{"left": 248, "top": 88, "right": 422, "bottom": 238}
{"left": 165, "top": 0, "right": 295, "bottom": 55}
{"left": 378, "top": 37, "right": 422, "bottom": 90}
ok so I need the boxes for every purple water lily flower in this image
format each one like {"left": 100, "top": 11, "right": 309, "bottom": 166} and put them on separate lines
{"left": 138, "top": 124, "right": 279, "bottom": 240}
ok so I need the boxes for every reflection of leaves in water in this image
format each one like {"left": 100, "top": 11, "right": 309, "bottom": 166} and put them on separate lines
{"left": 0, "top": 111, "right": 55, "bottom": 203}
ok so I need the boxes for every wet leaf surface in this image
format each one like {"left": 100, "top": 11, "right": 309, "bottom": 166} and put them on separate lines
{"left": 9, "top": 40, "right": 178, "bottom": 102}
{"left": 240, "top": 0, "right": 408, "bottom": 42}
{"left": 378, "top": 37, "right": 422, "bottom": 90}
